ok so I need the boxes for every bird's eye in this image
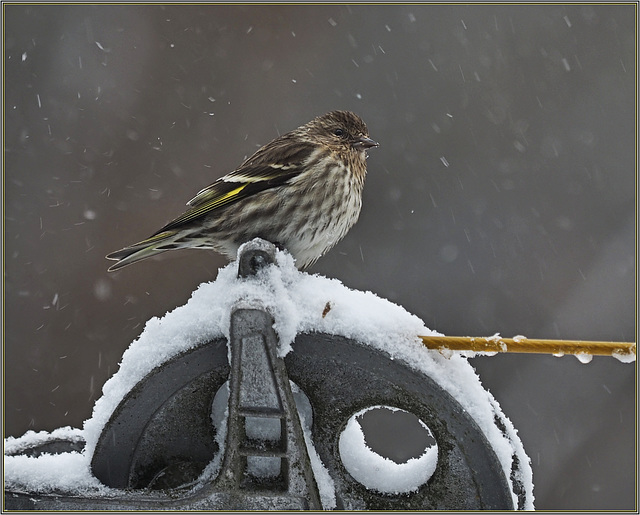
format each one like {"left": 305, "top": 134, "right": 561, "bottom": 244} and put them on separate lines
{"left": 333, "top": 128, "right": 345, "bottom": 137}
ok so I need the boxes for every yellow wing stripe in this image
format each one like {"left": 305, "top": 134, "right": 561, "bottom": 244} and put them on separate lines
{"left": 136, "top": 230, "right": 178, "bottom": 246}
{"left": 209, "top": 184, "right": 247, "bottom": 208}
{"left": 163, "top": 184, "right": 248, "bottom": 229}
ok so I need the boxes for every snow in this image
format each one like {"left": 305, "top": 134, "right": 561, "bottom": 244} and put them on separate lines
{"left": 4, "top": 240, "right": 534, "bottom": 509}
{"left": 612, "top": 350, "right": 635, "bottom": 363}
{"left": 293, "top": 382, "right": 337, "bottom": 510}
{"left": 245, "top": 416, "right": 281, "bottom": 442}
{"left": 4, "top": 427, "right": 105, "bottom": 494}
{"left": 339, "top": 406, "right": 438, "bottom": 494}
{"left": 246, "top": 456, "right": 280, "bottom": 478}
{"left": 4, "top": 451, "right": 108, "bottom": 495}
{"left": 574, "top": 352, "right": 593, "bottom": 364}
{"left": 4, "top": 426, "right": 84, "bottom": 456}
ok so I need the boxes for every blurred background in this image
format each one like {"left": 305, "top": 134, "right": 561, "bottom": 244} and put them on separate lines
{"left": 4, "top": 4, "right": 636, "bottom": 509}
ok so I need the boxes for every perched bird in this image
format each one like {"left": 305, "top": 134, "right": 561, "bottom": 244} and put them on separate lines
{"left": 106, "top": 110, "right": 378, "bottom": 271}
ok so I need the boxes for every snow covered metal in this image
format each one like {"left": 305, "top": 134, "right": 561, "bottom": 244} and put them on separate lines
{"left": 4, "top": 240, "right": 533, "bottom": 510}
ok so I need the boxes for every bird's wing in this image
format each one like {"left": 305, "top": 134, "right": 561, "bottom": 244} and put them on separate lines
{"left": 153, "top": 140, "right": 315, "bottom": 235}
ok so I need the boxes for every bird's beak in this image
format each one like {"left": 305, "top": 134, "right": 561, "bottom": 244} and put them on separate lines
{"left": 353, "top": 136, "right": 379, "bottom": 150}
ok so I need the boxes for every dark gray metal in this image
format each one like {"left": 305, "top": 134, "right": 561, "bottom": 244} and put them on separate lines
{"left": 237, "top": 239, "right": 277, "bottom": 278}
{"left": 285, "top": 333, "right": 521, "bottom": 510}
{"left": 4, "top": 240, "right": 527, "bottom": 510}
{"left": 231, "top": 239, "right": 322, "bottom": 507}
{"left": 6, "top": 332, "right": 522, "bottom": 510}
{"left": 91, "top": 339, "right": 230, "bottom": 489}
{"left": 218, "top": 307, "right": 322, "bottom": 509}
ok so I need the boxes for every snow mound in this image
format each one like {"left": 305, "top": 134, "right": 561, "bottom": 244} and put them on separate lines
{"left": 4, "top": 242, "right": 534, "bottom": 509}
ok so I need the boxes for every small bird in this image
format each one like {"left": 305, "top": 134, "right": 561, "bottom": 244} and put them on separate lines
{"left": 106, "top": 110, "right": 378, "bottom": 271}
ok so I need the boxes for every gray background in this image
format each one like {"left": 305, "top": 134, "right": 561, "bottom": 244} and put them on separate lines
{"left": 4, "top": 4, "right": 636, "bottom": 509}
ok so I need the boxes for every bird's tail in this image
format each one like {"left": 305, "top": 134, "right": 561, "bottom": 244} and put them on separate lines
{"left": 106, "top": 230, "right": 179, "bottom": 271}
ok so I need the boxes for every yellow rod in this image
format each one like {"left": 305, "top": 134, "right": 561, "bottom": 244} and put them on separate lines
{"left": 419, "top": 335, "right": 636, "bottom": 358}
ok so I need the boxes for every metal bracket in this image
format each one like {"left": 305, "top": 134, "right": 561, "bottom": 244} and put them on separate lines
{"left": 214, "top": 307, "right": 321, "bottom": 509}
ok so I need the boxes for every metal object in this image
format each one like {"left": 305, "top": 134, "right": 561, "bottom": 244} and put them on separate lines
{"left": 5, "top": 240, "right": 529, "bottom": 510}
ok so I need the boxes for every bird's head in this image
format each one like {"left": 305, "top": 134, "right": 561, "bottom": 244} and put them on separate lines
{"left": 305, "top": 110, "right": 379, "bottom": 155}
